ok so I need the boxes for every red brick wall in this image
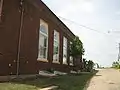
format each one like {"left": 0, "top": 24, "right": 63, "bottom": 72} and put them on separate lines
{"left": 0, "top": 0, "right": 21, "bottom": 75}
{"left": 0, "top": 0, "right": 78, "bottom": 76}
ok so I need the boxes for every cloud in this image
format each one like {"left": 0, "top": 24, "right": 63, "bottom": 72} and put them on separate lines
{"left": 56, "top": 0, "right": 94, "bottom": 17}
{"left": 115, "top": 11, "right": 120, "bottom": 15}
{"left": 80, "top": 2, "right": 94, "bottom": 13}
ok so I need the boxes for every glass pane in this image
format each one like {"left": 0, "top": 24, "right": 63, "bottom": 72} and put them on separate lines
{"left": 38, "top": 33, "right": 48, "bottom": 59}
{"left": 63, "top": 37, "right": 67, "bottom": 47}
{"left": 40, "top": 20, "right": 48, "bottom": 35}
{"left": 40, "top": 46, "right": 44, "bottom": 58}
{"left": 54, "top": 30, "right": 59, "bottom": 41}
{"left": 70, "top": 56, "right": 73, "bottom": 65}
{"left": 54, "top": 45, "right": 59, "bottom": 54}
{"left": 43, "top": 47, "right": 47, "bottom": 58}
{"left": 63, "top": 47, "right": 67, "bottom": 64}
{"left": 63, "top": 37, "right": 68, "bottom": 64}
{"left": 54, "top": 41, "right": 58, "bottom": 46}
{"left": 53, "top": 30, "right": 59, "bottom": 62}
{"left": 38, "top": 19, "right": 48, "bottom": 59}
{"left": 53, "top": 46, "right": 59, "bottom": 61}
{"left": 44, "top": 37, "right": 47, "bottom": 47}
{"left": 39, "top": 46, "right": 47, "bottom": 59}
{"left": 40, "top": 25, "right": 48, "bottom": 35}
{"left": 39, "top": 34, "right": 44, "bottom": 47}
{"left": 63, "top": 55, "right": 67, "bottom": 64}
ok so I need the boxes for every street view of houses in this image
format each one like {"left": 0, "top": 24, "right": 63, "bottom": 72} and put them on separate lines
{"left": 0, "top": 0, "right": 120, "bottom": 90}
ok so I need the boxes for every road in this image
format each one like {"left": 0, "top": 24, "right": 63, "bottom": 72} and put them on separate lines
{"left": 86, "top": 69, "right": 120, "bottom": 90}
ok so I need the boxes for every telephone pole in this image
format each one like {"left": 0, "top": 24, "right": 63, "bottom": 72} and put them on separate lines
{"left": 118, "top": 43, "right": 120, "bottom": 61}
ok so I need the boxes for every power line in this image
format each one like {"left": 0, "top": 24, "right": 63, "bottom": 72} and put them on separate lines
{"left": 58, "top": 17, "right": 120, "bottom": 63}
{"left": 59, "top": 16, "right": 120, "bottom": 46}
{"left": 58, "top": 16, "right": 109, "bottom": 35}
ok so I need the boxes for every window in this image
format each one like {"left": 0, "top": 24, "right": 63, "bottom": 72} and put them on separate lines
{"left": 0, "top": 0, "right": 3, "bottom": 22}
{"left": 70, "top": 56, "right": 73, "bottom": 66}
{"left": 70, "top": 42, "right": 74, "bottom": 66}
{"left": 53, "top": 30, "right": 60, "bottom": 63}
{"left": 63, "top": 37, "right": 68, "bottom": 64}
{"left": 38, "top": 19, "right": 48, "bottom": 60}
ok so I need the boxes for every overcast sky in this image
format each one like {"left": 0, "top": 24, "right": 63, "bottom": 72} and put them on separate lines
{"left": 42, "top": 0, "right": 120, "bottom": 67}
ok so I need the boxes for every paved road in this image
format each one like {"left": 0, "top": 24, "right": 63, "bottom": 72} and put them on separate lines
{"left": 86, "top": 69, "right": 120, "bottom": 90}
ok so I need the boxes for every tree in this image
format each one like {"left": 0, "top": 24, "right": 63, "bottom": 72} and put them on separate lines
{"left": 70, "top": 36, "right": 85, "bottom": 71}
{"left": 96, "top": 63, "right": 100, "bottom": 68}
{"left": 70, "top": 36, "right": 84, "bottom": 57}
{"left": 82, "top": 58, "right": 88, "bottom": 71}
{"left": 112, "top": 61, "right": 120, "bottom": 69}
{"left": 82, "top": 59, "right": 95, "bottom": 72}
{"left": 87, "top": 60, "right": 94, "bottom": 72}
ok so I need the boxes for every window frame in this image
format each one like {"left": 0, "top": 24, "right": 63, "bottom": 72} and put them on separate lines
{"left": 53, "top": 30, "right": 60, "bottom": 63}
{"left": 37, "top": 19, "right": 48, "bottom": 61}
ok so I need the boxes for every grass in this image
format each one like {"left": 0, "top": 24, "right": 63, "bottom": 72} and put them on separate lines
{"left": 0, "top": 71, "right": 97, "bottom": 90}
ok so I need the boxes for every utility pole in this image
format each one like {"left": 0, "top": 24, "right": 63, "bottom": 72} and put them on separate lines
{"left": 118, "top": 43, "right": 120, "bottom": 61}
{"left": 16, "top": 0, "right": 24, "bottom": 78}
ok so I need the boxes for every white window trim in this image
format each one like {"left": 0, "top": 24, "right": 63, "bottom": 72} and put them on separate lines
{"left": 53, "top": 30, "right": 60, "bottom": 64}
{"left": 37, "top": 19, "right": 48, "bottom": 61}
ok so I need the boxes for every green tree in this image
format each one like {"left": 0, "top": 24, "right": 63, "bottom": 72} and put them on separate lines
{"left": 70, "top": 36, "right": 84, "bottom": 57}
{"left": 82, "top": 59, "right": 95, "bottom": 72}
{"left": 70, "top": 36, "right": 85, "bottom": 71}
{"left": 83, "top": 58, "right": 88, "bottom": 71}
{"left": 87, "top": 60, "right": 94, "bottom": 72}
{"left": 96, "top": 63, "right": 100, "bottom": 68}
{"left": 112, "top": 61, "right": 120, "bottom": 69}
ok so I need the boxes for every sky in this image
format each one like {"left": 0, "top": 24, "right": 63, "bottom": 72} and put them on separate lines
{"left": 42, "top": 0, "right": 120, "bottom": 67}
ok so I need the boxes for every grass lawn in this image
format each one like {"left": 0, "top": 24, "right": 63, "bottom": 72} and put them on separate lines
{"left": 0, "top": 72, "right": 97, "bottom": 90}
